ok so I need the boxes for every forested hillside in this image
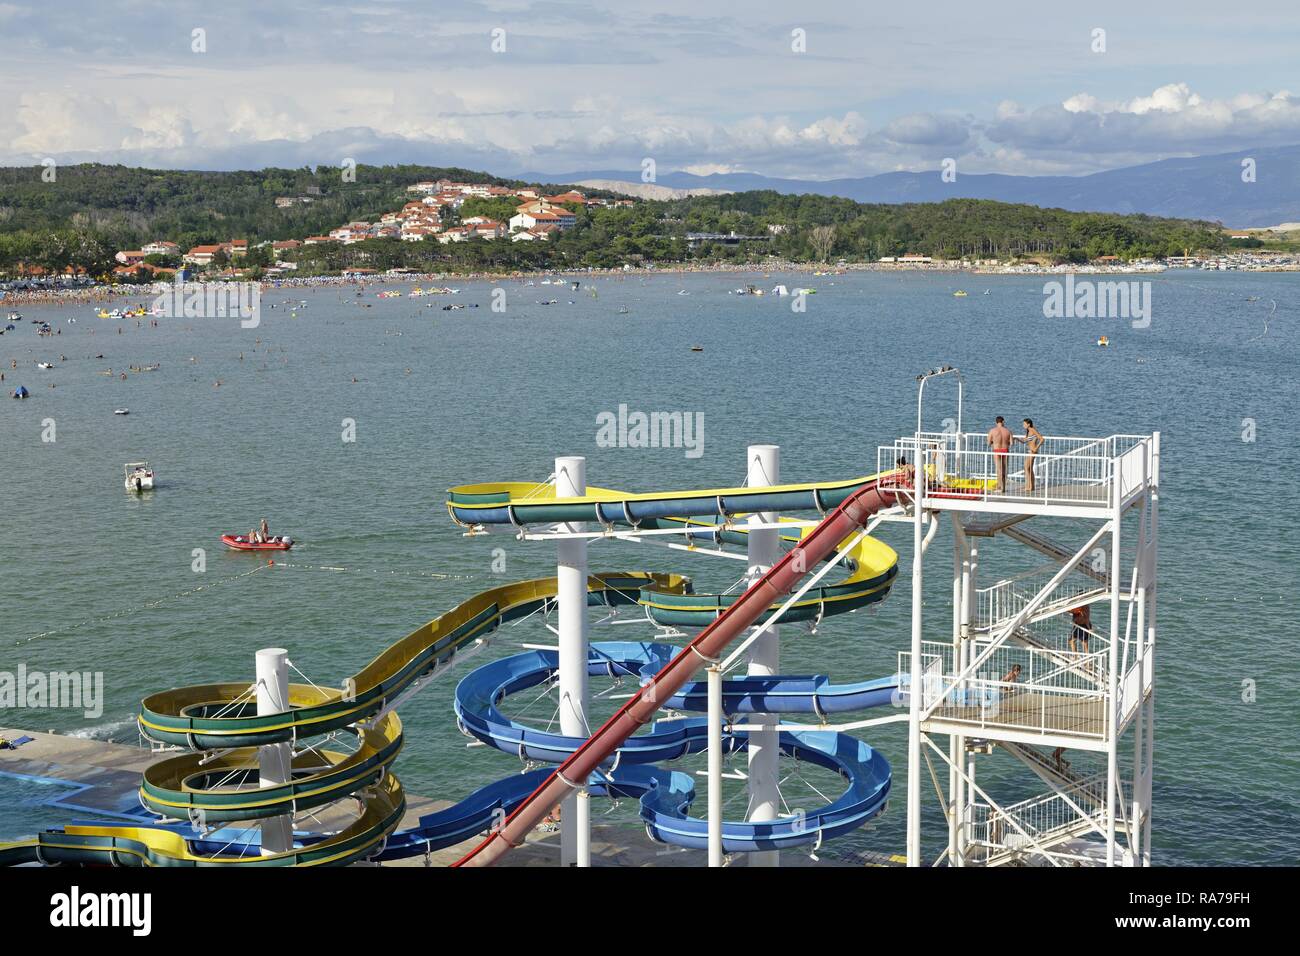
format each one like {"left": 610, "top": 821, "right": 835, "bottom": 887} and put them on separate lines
{"left": 0, "top": 164, "right": 1228, "bottom": 277}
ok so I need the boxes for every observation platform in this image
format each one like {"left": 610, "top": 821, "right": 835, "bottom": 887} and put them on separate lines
{"left": 878, "top": 432, "right": 1156, "bottom": 519}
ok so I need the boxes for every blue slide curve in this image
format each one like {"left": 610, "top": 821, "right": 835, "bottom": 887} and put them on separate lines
{"left": 80, "top": 641, "right": 898, "bottom": 860}
{"left": 444, "top": 641, "right": 895, "bottom": 854}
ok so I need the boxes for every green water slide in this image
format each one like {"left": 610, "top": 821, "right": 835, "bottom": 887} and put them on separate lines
{"left": 2, "top": 468, "right": 903, "bottom": 867}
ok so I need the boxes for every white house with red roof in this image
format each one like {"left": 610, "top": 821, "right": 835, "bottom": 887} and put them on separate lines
{"left": 467, "top": 220, "right": 506, "bottom": 239}
{"left": 509, "top": 208, "right": 574, "bottom": 232}
{"left": 328, "top": 223, "right": 376, "bottom": 243}
{"left": 183, "top": 244, "right": 223, "bottom": 265}
{"left": 510, "top": 224, "right": 558, "bottom": 242}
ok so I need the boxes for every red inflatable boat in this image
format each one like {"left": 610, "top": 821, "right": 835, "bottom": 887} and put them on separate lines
{"left": 221, "top": 534, "right": 294, "bottom": 551}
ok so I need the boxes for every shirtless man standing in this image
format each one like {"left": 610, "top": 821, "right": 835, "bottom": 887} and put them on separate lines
{"left": 1017, "top": 418, "right": 1044, "bottom": 493}
{"left": 987, "top": 416, "right": 1013, "bottom": 492}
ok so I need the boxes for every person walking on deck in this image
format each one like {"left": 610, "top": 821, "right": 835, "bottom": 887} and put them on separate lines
{"left": 987, "top": 416, "right": 1013, "bottom": 492}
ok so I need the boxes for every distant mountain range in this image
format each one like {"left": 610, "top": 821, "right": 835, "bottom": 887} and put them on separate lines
{"left": 519, "top": 144, "right": 1300, "bottom": 227}
{"left": 569, "top": 179, "right": 732, "bottom": 200}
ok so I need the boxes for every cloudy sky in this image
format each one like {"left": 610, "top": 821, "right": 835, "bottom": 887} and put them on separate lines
{"left": 2, "top": 0, "right": 1298, "bottom": 179}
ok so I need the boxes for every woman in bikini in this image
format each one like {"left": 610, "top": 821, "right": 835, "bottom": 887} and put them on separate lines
{"left": 1017, "top": 418, "right": 1044, "bottom": 493}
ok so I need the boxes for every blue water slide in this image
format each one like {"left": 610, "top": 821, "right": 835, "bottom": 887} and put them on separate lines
{"left": 449, "top": 641, "right": 895, "bottom": 853}
{"left": 453, "top": 644, "right": 717, "bottom": 765}
{"left": 639, "top": 730, "right": 891, "bottom": 852}
{"left": 454, "top": 642, "right": 902, "bottom": 765}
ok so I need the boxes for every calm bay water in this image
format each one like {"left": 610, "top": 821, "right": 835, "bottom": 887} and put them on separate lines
{"left": 2, "top": 269, "right": 1297, "bottom": 864}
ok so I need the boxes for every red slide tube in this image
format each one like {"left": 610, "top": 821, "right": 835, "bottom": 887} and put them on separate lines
{"left": 454, "top": 479, "right": 897, "bottom": 867}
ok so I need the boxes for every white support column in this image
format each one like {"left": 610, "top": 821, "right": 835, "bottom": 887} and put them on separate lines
{"left": 948, "top": 517, "right": 964, "bottom": 866}
{"left": 906, "top": 451, "right": 925, "bottom": 867}
{"left": 1131, "top": 579, "right": 1146, "bottom": 863}
{"left": 1105, "top": 484, "right": 1122, "bottom": 867}
{"left": 256, "top": 648, "right": 293, "bottom": 856}
{"left": 708, "top": 664, "right": 724, "bottom": 867}
{"left": 555, "top": 455, "right": 590, "bottom": 867}
{"left": 575, "top": 789, "right": 591, "bottom": 866}
{"left": 1142, "top": 690, "right": 1155, "bottom": 866}
{"left": 965, "top": 717, "right": 976, "bottom": 863}
{"left": 958, "top": 532, "right": 976, "bottom": 866}
{"left": 745, "top": 444, "right": 781, "bottom": 868}
{"left": 1142, "top": 433, "right": 1159, "bottom": 866}
{"left": 963, "top": 536, "right": 977, "bottom": 641}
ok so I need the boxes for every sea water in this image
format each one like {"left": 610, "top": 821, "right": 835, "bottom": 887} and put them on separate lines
{"left": 1, "top": 269, "right": 1296, "bottom": 865}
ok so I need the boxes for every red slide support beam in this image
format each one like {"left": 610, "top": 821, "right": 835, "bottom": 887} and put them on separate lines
{"left": 454, "top": 479, "right": 898, "bottom": 867}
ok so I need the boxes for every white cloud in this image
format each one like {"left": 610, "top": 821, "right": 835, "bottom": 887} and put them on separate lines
{"left": 1123, "top": 83, "right": 1202, "bottom": 115}
{"left": 1062, "top": 94, "right": 1100, "bottom": 115}
{"left": 988, "top": 84, "right": 1300, "bottom": 164}
{"left": 3, "top": 68, "right": 1299, "bottom": 180}
{"left": 11, "top": 92, "right": 137, "bottom": 155}
{"left": 881, "top": 112, "right": 972, "bottom": 149}
{"left": 679, "top": 163, "right": 745, "bottom": 175}
{"left": 799, "top": 112, "right": 867, "bottom": 147}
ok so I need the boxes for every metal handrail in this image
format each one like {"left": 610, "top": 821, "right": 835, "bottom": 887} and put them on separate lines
{"left": 878, "top": 432, "right": 1152, "bottom": 510}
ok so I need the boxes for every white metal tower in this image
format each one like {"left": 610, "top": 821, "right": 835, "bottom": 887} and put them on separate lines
{"left": 884, "top": 370, "right": 1158, "bottom": 867}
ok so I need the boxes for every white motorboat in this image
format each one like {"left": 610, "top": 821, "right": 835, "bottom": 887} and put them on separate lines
{"left": 124, "top": 461, "right": 155, "bottom": 492}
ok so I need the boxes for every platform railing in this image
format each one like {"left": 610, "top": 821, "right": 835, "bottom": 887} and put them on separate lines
{"left": 976, "top": 562, "right": 1108, "bottom": 633}
{"left": 931, "top": 445, "right": 1111, "bottom": 505}
{"left": 970, "top": 773, "right": 1133, "bottom": 860}
{"left": 1117, "top": 651, "right": 1154, "bottom": 724}
{"left": 907, "top": 640, "right": 1109, "bottom": 694}
{"left": 900, "top": 641, "right": 1109, "bottom": 739}
{"left": 1114, "top": 436, "right": 1153, "bottom": 503}
{"left": 969, "top": 774, "right": 1121, "bottom": 862}
{"left": 1012, "top": 617, "right": 1110, "bottom": 684}
{"left": 876, "top": 432, "right": 1151, "bottom": 509}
